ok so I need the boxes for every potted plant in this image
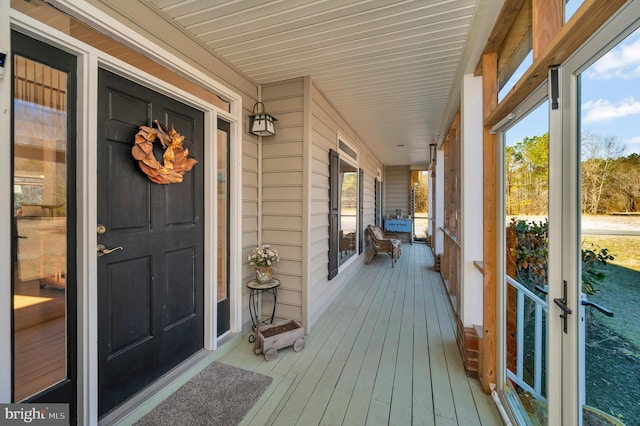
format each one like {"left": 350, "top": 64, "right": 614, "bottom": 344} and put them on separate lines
{"left": 248, "top": 244, "right": 279, "bottom": 284}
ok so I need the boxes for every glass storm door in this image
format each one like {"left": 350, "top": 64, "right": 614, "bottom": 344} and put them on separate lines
{"left": 572, "top": 21, "right": 640, "bottom": 426}
{"left": 11, "top": 31, "right": 77, "bottom": 414}
{"left": 501, "top": 97, "right": 559, "bottom": 425}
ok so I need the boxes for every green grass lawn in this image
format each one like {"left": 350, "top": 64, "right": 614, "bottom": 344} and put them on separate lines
{"left": 582, "top": 235, "right": 640, "bottom": 350}
{"left": 582, "top": 234, "right": 640, "bottom": 423}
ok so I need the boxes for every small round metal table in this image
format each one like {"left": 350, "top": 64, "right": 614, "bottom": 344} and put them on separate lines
{"left": 247, "top": 278, "right": 280, "bottom": 342}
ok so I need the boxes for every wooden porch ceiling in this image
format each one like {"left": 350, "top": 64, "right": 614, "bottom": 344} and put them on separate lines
{"left": 222, "top": 244, "right": 502, "bottom": 425}
{"left": 100, "top": 0, "right": 504, "bottom": 167}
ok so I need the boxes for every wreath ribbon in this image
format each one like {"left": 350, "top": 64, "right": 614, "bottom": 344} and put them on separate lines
{"left": 132, "top": 119, "right": 198, "bottom": 184}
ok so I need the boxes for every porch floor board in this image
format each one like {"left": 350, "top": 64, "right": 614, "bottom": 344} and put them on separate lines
{"left": 223, "top": 244, "right": 502, "bottom": 426}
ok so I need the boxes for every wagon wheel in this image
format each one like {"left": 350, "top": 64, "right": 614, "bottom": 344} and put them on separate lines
{"left": 293, "top": 338, "right": 305, "bottom": 352}
{"left": 264, "top": 347, "right": 278, "bottom": 361}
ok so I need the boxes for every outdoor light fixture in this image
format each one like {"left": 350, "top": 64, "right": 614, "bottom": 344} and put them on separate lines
{"left": 248, "top": 102, "right": 277, "bottom": 136}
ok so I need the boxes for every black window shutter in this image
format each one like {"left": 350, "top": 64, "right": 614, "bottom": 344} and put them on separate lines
{"left": 328, "top": 149, "right": 339, "bottom": 280}
{"left": 358, "top": 168, "right": 364, "bottom": 255}
{"left": 374, "top": 178, "right": 379, "bottom": 227}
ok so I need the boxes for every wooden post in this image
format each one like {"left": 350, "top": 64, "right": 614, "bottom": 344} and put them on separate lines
{"left": 532, "top": 0, "right": 563, "bottom": 60}
{"left": 481, "top": 51, "right": 498, "bottom": 393}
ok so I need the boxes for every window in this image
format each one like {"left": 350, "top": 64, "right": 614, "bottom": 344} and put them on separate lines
{"left": 339, "top": 158, "right": 358, "bottom": 264}
{"left": 328, "top": 148, "right": 361, "bottom": 279}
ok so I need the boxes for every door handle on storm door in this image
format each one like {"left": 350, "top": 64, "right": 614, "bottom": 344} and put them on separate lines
{"left": 97, "top": 245, "right": 123, "bottom": 256}
{"left": 581, "top": 300, "right": 614, "bottom": 317}
{"left": 553, "top": 280, "right": 572, "bottom": 333}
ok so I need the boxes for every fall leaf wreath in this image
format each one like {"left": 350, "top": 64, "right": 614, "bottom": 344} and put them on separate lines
{"left": 132, "top": 119, "right": 198, "bottom": 184}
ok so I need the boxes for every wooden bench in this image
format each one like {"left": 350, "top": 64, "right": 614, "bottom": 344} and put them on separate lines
{"left": 366, "top": 224, "right": 402, "bottom": 267}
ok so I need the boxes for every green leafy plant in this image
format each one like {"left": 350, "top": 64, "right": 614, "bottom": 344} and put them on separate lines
{"left": 581, "top": 242, "right": 615, "bottom": 294}
{"left": 508, "top": 218, "right": 614, "bottom": 294}
{"left": 509, "top": 218, "right": 549, "bottom": 289}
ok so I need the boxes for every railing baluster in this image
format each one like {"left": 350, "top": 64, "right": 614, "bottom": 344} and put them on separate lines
{"left": 534, "top": 302, "right": 543, "bottom": 394}
{"left": 506, "top": 275, "right": 549, "bottom": 401}
{"left": 516, "top": 289, "right": 524, "bottom": 380}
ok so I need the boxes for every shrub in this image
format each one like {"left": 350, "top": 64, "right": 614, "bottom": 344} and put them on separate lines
{"left": 507, "top": 218, "right": 614, "bottom": 294}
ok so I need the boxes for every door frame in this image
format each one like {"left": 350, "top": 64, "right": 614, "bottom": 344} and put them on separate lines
{"left": 2, "top": 3, "right": 244, "bottom": 423}
{"left": 494, "top": 81, "right": 565, "bottom": 424}
{"left": 560, "top": 3, "right": 640, "bottom": 424}
{"left": 493, "top": 3, "right": 640, "bottom": 424}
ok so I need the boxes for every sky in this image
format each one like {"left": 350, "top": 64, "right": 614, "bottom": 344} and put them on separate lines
{"left": 503, "top": 0, "right": 640, "bottom": 157}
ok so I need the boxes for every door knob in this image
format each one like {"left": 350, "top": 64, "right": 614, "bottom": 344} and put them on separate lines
{"left": 97, "top": 244, "right": 123, "bottom": 256}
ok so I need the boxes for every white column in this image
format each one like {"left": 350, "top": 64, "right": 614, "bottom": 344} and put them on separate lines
{"left": 434, "top": 150, "right": 444, "bottom": 256}
{"left": 428, "top": 169, "right": 434, "bottom": 241}
{"left": 460, "top": 73, "right": 484, "bottom": 327}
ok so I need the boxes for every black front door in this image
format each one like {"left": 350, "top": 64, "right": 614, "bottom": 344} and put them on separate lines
{"left": 97, "top": 70, "right": 204, "bottom": 416}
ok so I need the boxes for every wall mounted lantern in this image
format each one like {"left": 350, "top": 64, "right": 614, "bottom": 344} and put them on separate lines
{"left": 248, "top": 102, "right": 277, "bottom": 136}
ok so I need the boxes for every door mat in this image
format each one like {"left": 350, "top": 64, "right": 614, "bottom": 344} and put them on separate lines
{"left": 135, "top": 362, "right": 272, "bottom": 426}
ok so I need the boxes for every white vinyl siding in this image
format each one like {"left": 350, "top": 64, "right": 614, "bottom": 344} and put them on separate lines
{"left": 261, "top": 78, "right": 306, "bottom": 326}
{"left": 307, "top": 79, "right": 383, "bottom": 330}
{"left": 384, "top": 165, "right": 411, "bottom": 217}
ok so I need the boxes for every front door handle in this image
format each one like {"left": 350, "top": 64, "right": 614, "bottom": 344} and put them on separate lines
{"left": 554, "top": 280, "right": 572, "bottom": 334}
{"left": 97, "top": 244, "right": 123, "bottom": 256}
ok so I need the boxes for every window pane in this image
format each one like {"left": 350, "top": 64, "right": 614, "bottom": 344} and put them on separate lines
{"left": 579, "top": 26, "right": 640, "bottom": 424}
{"left": 565, "top": 0, "right": 585, "bottom": 23}
{"left": 217, "top": 128, "right": 229, "bottom": 303}
{"left": 13, "top": 55, "right": 68, "bottom": 401}
{"left": 503, "top": 101, "right": 550, "bottom": 424}
{"left": 339, "top": 159, "right": 357, "bottom": 265}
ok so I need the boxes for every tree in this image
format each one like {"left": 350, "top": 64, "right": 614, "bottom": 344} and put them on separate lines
{"left": 413, "top": 171, "right": 429, "bottom": 213}
{"left": 610, "top": 153, "right": 640, "bottom": 212}
{"left": 581, "top": 131, "right": 625, "bottom": 214}
{"left": 506, "top": 133, "right": 549, "bottom": 215}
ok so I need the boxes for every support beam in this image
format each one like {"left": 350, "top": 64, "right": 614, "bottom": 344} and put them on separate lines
{"left": 486, "top": 0, "right": 627, "bottom": 128}
{"left": 532, "top": 0, "right": 563, "bottom": 60}
{"left": 475, "top": 0, "right": 528, "bottom": 75}
{"left": 481, "top": 52, "right": 498, "bottom": 393}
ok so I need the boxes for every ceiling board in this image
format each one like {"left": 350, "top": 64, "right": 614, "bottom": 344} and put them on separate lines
{"left": 143, "top": 0, "right": 498, "bottom": 165}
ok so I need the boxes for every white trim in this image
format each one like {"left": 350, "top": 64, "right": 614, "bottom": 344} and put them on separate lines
{"left": 7, "top": 3, "right": 244, "bottom": 423}
{"left": 336, "top": 131, "right": 359, "bottom": 160}
{"left": 228, "top": 113, "right": 243, "bottom": 337}
{"left": 547, "top": 63, "right": 577, "bottom": 424}
{"left": 302, "top": 77, "right": 312, "bottom": 332}
{"left": 78, "top": 48, "right": 100, "bottom": 426}
{"left": 204, "top": 109, "right": 217, "bottom": 351}
{"left": 0, "top": 0, "right": 12, "bottom": 404}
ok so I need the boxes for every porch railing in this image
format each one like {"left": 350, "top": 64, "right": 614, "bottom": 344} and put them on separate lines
{"left": 505, "top": 275, "right": 548, "bottom": 399}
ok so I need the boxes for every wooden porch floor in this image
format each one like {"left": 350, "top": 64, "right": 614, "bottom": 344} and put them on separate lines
{"left": 223, "top": 243, "right": 502, "bottom": 426}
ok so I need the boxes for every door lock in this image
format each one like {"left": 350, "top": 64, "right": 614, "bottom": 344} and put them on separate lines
{"left": 97, "top": 244, "right": 123, "bottom": 256}
{"left": 553, "top": 280, "right": 572, "bottom": 334}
